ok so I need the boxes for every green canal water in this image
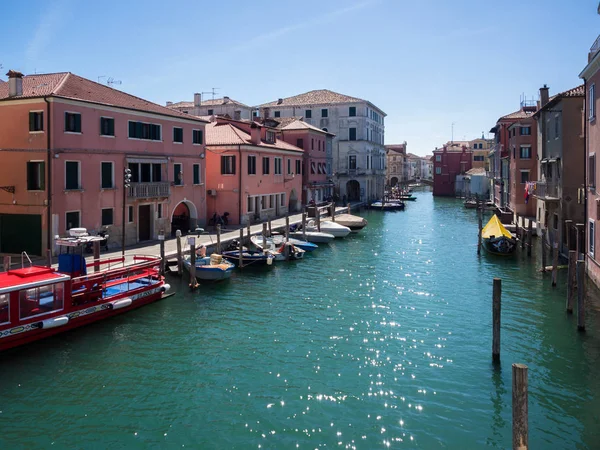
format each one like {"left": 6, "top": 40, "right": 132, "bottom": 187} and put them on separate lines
{"left": 2, "top": 190, "right": 600, "bottom": 449}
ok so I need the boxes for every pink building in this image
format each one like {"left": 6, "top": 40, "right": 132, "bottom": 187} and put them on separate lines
{"left": 507, "top": 117, "right": 537, "bottom": 217}
{"left": 432, "top": 145, "right": 473, "bottom": 196}
{"left": 204, "top": 117, "right": 303, "bottom": 225}
{"left": 0, "top": 70, "right": 207, "bottom": 256}
{"left": 276, "top": 118, "right": 335, "bottom": 204}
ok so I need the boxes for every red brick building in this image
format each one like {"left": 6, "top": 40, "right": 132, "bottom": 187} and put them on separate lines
{"left": 507, "top": 116, "right": 538, "bottom": 217}
{"left": 432, "top": 144, "right": 473, "bottom": 196}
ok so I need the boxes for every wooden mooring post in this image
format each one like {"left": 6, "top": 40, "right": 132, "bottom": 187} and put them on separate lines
{"left": 330, "top": 202, "right": 336, "bottom": 221}
{"left": 262, "top": 223, "right": 268, "bottom": 248}
{"left": 477, "top": 205, "right": 483, "bottom": 255}
{"left": 512, "top": 363, "right": 528, "bottom": 450}
{"left": 347, "top": 203, "right": 351, "bottom": 213}
{"left": 492, "top": 278, "right": 501, "bottom": 362}
{"left": 566, "top": 250, "right": 576, "bottom": 313}
{"left": 238, "top": 228, "right": 244, "bottom": 269}
{"left": 515, "top": 214, "right": 521, "bottom": 248}
{"left": 316, "top": 208, "right": 321, "bottom": 232}
{"left": 247, "top": 224, "right": 251, "bottom": 245}
{"left": 47, "top": 249, "right": 53, "bottom": 268}
{"left": 188, "top": 236, "right": 198, "bottom": 290}
{"left": 565, "top": 220, "right": 573, "bottom": 251}
{"left": 158, "top": 230, "right": 166, "bottom": 276}
{"left": 576, "top": 223, "right": 584, "bottom": 260}
{"left": 2, "top": 256, "right": 10, "bottom": 272}
{"left": 93, "top": 241, "right": 101, "bottom": 273}
{"left": 541, "top": 229, "right": 547, "bottom": 272}
{"left": 285, "top": 214, "right": 290, "bottom": 243}
{"left": 551, "top": 242, "right": 559, "bottom": 287}
{"left": 577, "top": 260, "right": 585, "bottom": 331}
{"left": 527, "top": 220, "right": 532, "bottom": 257}
{"left": 301, "top": 212, "right": 307, "bottom": 241}
{"left": 176, "top": 229, "right": 183, "bottom": 276}
{"left": 268, "top": 220, "right": 272, "bottom": 237}
{"left": 216, "top": 224, "right": 221, "bottom": 254}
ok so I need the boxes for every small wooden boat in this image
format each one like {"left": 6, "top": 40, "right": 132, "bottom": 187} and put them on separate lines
{"left": 370, "top": 201, "right": 405, "bottom": 211}
{"left": 250, "top": 237, "right": 305, "bottom": 260}
{"left": 464, "top": 199, "right": 479, "bottom": 209}
{"left": 398, "top": 195, "right": 417, "bottom": 201}
{"left": 288, "top": 231, "right": 335, "bottom": 243}
{"left": 324, "top": 214, "right": 368, "bottom": 232}
{"left": 221, "top": 250, "right": 275, "bottom": 267}
{"left": 252, "top": 235, "right": 318, "bottom": 252}
{"left": 305, "top": 220, "right": 351, "bottom": 238}
{"left": 183, "top": 254, "right": 235, "bottom": 281}
{"left": 482, "top": 215, "right": 517, "bottom": 255}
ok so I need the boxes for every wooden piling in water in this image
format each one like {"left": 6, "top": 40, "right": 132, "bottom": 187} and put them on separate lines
{"left": 238, "top": 228, "right": 244, "bottom": 269}
{"left": 477, "top": 205, "right": 483, "bottom": 255}
{"left": 577, "top": 260, "right": 585, "bottom": 331}
{"left": 566, "top": 250, "right": 576, "bottom": 313}
{"left": 512, "top": 363, "right": 528, "bottom": 450}
{"left": 189, "top": 237, "right": 198, "bottom": 290}
{"left": 515, "top": 214, "right": 521, "bottom": 248}
{"left": 301, "top": 212, "right": 307, "bottom": 241}
{"left": 176, "top": 229, "right": 183, "bottom": 276}
{"left": 565, "top": 219, "right": 573, "bottom": 251}
{"left": 576, "top": 223, "right": 584, "bottom": 259}
{"left": 330, "top": 202, "right": 336, "bottom": 221}
{"left": 316, "top": 208, "right": 321, "bottom": 232}
{"left": 285, "top": 214, "right": 290, "bottom": 242}
{"left": 492, "top": 278, "right": 501, "bottom": 362}
{"left": 552, "top": 242, "right": 559, "bottom": 287}
{"left": 158, "top": 231, "right": 165, "bottom": 276}
{"left": 247, "top": 224, "right": 251, "bottom": 244}
{"left": 541, "top": 229, "right": 547, "bottom": 272}
{"left": 216, "top": 224, "right": 221, "bottom": 254}
{"left": 47, "top": 249, "right": 53, "bottom": 268}
{"left": 347, "top": 203, "right": 351, "bottom": 213}
{"left": 2, "top": 255, "right": 10, "bottom": 272}
{"left": 527, "top": 220, "right": 532, "bottom": 257}
{"left": 262, "top": 223, "right": 268, "bottom": 249}
{"left": 268, "top": 220, "right": 272, "bottom": 237}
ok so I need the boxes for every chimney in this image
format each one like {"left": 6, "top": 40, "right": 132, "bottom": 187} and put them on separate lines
{"left": 540, "top": 84, "right": 549, "bottom": 107}
{"left": 166, "top": 101, "right": 173, "bottom": 107}
{"left": 223, "top": 96, "right": 230, "bottom": 104}
{"left": 7, "top": 70, "right": 23, "bottom": 97}
{"left": 277, "top": 98, "right": 283, "bottom": 105}
{"left": 194, "top": 93, "right": 201, "bottom": 108}
{"left": 250, "top": 123, "right": 261, "bottom": 145}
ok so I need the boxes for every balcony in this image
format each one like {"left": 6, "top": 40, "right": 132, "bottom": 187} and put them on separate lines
{"left": 128, "top": 182, "right": 170, "bottom": 199}
{"left": 533, "top": 180, "right": 560, "bottom": 201}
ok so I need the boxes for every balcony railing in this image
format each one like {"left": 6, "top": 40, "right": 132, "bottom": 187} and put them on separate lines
{"left": 591, "top": 34, "right": 600, "bottom": 60}
{"left": 533, "top": 180, "right": 559, "bottom": 200}
{"left": 128, "top": 182, "right": 170, "bottom": 199}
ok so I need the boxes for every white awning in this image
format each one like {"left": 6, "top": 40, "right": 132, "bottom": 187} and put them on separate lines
{"left": 126, "top": 157, "right": 168, "bottom": 164}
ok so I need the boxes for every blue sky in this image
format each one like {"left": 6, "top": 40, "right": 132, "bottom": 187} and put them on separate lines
{"left": 1, "top": 0, "right": 599, "bottom": 155}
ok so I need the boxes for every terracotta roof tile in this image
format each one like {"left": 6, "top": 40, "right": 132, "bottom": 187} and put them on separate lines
{"left": 500, "top": 109, "right": 536, "bottom": 120}
{"left": 0, "top": 72, "right": 207, "bottom": 122}
{"left": 279, "top": 118, "right": 335, "bottom": 135}
{"left": 168, "top": 97, "right": 250, "bottom": 109}
{"left": 205, "top": 121, "right": 302, "bottom": 152}
{"left": 259, "top": 89, "right": 386, "bottom": 115}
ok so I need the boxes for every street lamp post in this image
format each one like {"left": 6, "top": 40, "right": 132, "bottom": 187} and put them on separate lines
{"left": 122, "top": 168, "right": 132, "bottom": 257}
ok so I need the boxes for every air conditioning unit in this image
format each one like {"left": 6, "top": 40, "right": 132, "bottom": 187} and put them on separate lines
{"left": 207, "top": 189, "right": 217, "bottom": 196}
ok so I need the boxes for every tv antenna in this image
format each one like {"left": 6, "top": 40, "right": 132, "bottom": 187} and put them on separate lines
{"left": 201, "top": 88, "right": 220, "bottom": 102}
{"left": 97, "top": 75, "right": 122, "bottom": 87}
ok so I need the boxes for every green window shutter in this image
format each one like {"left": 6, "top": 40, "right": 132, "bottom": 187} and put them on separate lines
{"left": 109, "top": 118, "right": 115, "bottom": 136}
{"left": 221, "top": 156, "right": 226, "bottom": 174}
{"left": 193, "top": 165, "right": 200, "bottom": 184}
{"left": 136, "top": 122, "right": 143, "bottom": 139}
{"left": 232, "top": 156, "right": 236, "bottom": 174}
{"left": 39, "top": 162, "right": 45, "bottom": 190}
{"left": 128, "top": 122, "right": 135, "bottom": 137}
{"left": 199, "top": 130, "right": 203, "bottom": 144}
{"left": 29, "top": 112, "right": 35, "bottom": 131}
{"left": 75, "top": 114, "right": 82, "bottom": 132}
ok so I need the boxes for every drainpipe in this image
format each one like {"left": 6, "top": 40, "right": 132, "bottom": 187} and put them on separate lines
{"left": 43, "top": 97, "right": 52, "bottom": 257}
{"left": 583, "top": 77, "right": 588, "bottom": 260}
{"left": 238, "top": 145, "right": 243, "bottom": 224}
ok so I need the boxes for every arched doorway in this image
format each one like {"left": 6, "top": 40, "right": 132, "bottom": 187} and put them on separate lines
{"left": 346, "top": 180, "right": 360, "bottom": 202}
{"left": 289, "top": 189, "right": 299, "bottom": 212}
{"left": 171, "top": 200, "right": 198, "bottom": 236}
{"left": 390, "top": 177, "right": 398, "bottom": 187}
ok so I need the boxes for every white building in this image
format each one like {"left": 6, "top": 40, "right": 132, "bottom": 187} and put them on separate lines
{"left": 258, "top": 89, "right": 386, "bottom": 203}
{"left": 167, "top": 94, "right": 253, "bottom": 120}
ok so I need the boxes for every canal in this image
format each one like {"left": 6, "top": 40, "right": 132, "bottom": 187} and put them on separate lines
{"left": 1, "top": 189, "right": 600, "bottom": 449}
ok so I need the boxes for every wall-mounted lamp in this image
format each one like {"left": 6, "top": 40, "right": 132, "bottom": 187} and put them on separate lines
{"left": 199, "top": 153, "right": 205, "bottom": 159}
{"left": 54, "top": 154, "right": 59, "bottom": 159}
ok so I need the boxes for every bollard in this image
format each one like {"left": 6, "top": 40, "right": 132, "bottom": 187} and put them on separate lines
{"left": 176, "top": 229, "right": 183, "bottom": 277}
{"left": 552, "top": 242, "right": 559, "bottom": 287}
{"left": 93, "top": 241, "right": 101, "bottom": 273}
{"left": 527, "top": 220, "right": 532, "bottom": 257}
{"left": 492, "top": 278, "right": 501, "bottom": 362}
{"left": 188, "top": 236, "right": 198, "bottom": 290}
{"left": 564, "top": 250, "right": 577, "bottom": 314}
{"left": 2, "top": 255, "right": 10, "bottom": 272}
{"left": 239, "top": 228, "right": 244, "bottom": 269}
{"left": 477, "top": 206, "right": 483, "bottom": 255}
{"left": 512, "top": 363, "right": 528, "bottom": 450}
{"left": 301, "top": 212, "right": 307, "bottom": 241}
{"left": 216, "top": 224, "right": 221, "bottom": 254}
{"left": 577, "top": 260, "right": 585, "bottom": 331}
{"left": 541, "top": 229, "right": 547, "bottom": 272}
{"left": 158, "top": 231, "right": 166, "bottom": 276}
{"left": 565, "top": 220, "right": 573, "bottom": 251}
{"left": 285, "top": 214, "right": 290, "bottom": 242}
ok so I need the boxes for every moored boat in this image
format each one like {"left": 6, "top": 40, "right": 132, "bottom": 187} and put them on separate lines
{"left": 252, "top": 235, "right": 318, "bottom": 252}
{"left": 250, "top": 237, "right": 305, "bottom": 260}
{"left": 288, "top": 231, "right": 335, "bottom": 243}
{"left": 370, "top": 201, "right": 405, "bottom": 211}
{"left": 183, "top": 254, "right": 235, "bottom": 281}
{"left": 464, "top": 199, "right": 479, "bottom": 209}
{"left": 221, "top": 249, "right": 275, "bottom": 267}
{"left": 0, "top": 231, "right": 171, "bottom": 352}
{"left": 324, "top": 214, "right": 368, "bottom": 232}
{"left": 305, "top": 219, "right": 351, "bottom": 238}
{"left": 482, "top": 215, "right": 517, "bottom": 255}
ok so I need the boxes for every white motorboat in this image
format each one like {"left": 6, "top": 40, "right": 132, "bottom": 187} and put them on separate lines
{"left": 250, "top": 237, "right": 305, "bottom": 261}
{"left": 251, "top": 235, "right": 318, "bottom": 252}
{"left": 305, "top": 219, "right": 351, "bottom": 238}
{"left": 288, "top": 231, "right": 335, "bottom": 243}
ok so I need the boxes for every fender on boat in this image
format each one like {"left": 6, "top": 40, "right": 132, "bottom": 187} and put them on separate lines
{"left": 110, "top": 298, "right": 133, "bottom": 310}
{"left": 41, "top": 316, "right": 69, "bottom": 329}
{"left": 161, "top": 283, "right": 171, "bottom": 292}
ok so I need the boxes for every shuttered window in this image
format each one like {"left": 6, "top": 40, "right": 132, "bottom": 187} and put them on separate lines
{"left": 100, "top": 117, "right": 115, "bottom": 136}
{"left": 27, "top": 161, "right": 45, "bottom": 190}
{"left": 101, "top": 162, "right": 114, "bottom": 188}
{"left": 65, "top": 112, "right": 81, "bottom": 133}
{"left": 221, "top": 156, "right": 236, "bottom": 175}
{"left": 193, "top": 164, "right": 201, "bottom": 184}
{"left": 65, "top": 161, "right": 80, "bottom": 190}
{"left": 29, "top": 111, "right": 43, "bottom": 131}
{"left": 193, "top": 129, "right": 203, "bottom": 144}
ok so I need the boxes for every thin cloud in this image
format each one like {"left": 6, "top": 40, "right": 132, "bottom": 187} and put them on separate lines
{"left": 25, "top": 0, "right": 70, "bottom": 65}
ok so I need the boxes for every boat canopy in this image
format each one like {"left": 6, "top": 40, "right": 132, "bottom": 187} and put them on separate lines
{"left": 482, "top": 215, "right": 513, "bottom": 239}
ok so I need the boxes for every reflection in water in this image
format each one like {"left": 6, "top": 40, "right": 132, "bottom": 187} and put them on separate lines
{"left": 489, "top": 362, "right": 506, "bottom": 447}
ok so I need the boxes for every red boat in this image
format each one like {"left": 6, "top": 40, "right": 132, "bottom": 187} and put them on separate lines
{"left": 0, "top": 231, "right": 171, "bottom": 351}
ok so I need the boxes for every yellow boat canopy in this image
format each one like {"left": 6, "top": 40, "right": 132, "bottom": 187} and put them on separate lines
{"left": 482, "top": 214, "right": 514, "bottom": 239}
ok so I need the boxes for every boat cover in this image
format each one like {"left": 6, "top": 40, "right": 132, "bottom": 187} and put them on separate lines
{"left": 482, "top": 215, "right": 513, "bottom": 239}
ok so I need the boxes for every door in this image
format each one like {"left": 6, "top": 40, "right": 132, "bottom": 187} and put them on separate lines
{"left": 0, "top": 214, "right": 42, "bottom": 255}
{"left": 138, "top": 205, "right": 152, "bottom": 241}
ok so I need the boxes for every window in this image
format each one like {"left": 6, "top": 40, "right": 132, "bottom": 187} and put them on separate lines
{"left": 590, "top": 84, "right": 596, "bottom": 120}
{"left": 65, "top": 161, "right": 80, "bottom": 190}
{"left": 349, "top": 128, "right": 357, "bottom": 141}
{"left": 0, "top": 293, "right": 8, "bottom": 324}
{"left": 287, "top": 158, "right": 292, "bottom": 175}
{"left": 247, "top": 155, "right": 256, "bottom": 175}
{"left": 140, "top": 163, "right": 151, "bottom": 182}
{"left": 101, "top": 208, "right": 114, "bottom": 226}
{"left": 128, "top": 205, "right": 134, "bottom": 223}
{"left": 296, "top": 138, "right": 304, "bottom": 149}
{"left": 311, "top": 162, "right": 316, "bottom": 174}
{"left": 193, "top": 164, "right": 201, "bottom": 184}
{"left": 348, "top": 155, "right": 357, "bottom": 170}
{"left": 311, "top": 139, "right": 314, "bottom": 150}
{"left": 520, "top": 146, "right": 531, "bottom": 159}
{"left": 296, "top": 160, "right": 301, "bottom": 175}
{"left": 321, "top": 108, "right": 328, "bottom": 118}
{"left": 266, "top": 130, "right": 276, "bottom": 143}
{"left": 29, "top": 111, "right": 43, "bottom": 132}
{"left": 157, "top": 204, "right": 163, "bottom": 219}
{"left": 590, "top": 154, "right": 596, "bottom": 189}
{"left": 305, "top": 110, "right": 312, "bottom": 119}
{"left": 66, "top": 211, "right": 80, "bottom": 230}
{"left": 263, "top": 157, "right": 270, "bottom": 174}
{"left": 435, "top": 167, "right": 442, "bottom": 174}
{"left": 274, "top": 111, "right": 281, "bottom": 118}
{"left": 473, "top": 155, "right": 485, "bottom": 161}
{"left": 173, "top": 127, "right": 183, "bottom": 143}
{"left": 590, "top": 220, "right": 595, "bottom": 256}
{"left": 101, "top": 162, "right": 114, "bottom": 188}
{"left": 193, "top": 129, "right": 203, "bottom": 145}
{"left": 274, "top": 157, "right": 282, "bottom": 175}
{"left": 128, "top": 121, "right": 161, "bottom": 141}
{"left": 280, "top": 193, "right": 286, "bottom": 206}
{"left": 520, "top": 127, "right": 531, "bottom": 136}
{"left": 349, "top": 106, "right": 356, "bottom": 117}
{"left": 207, "top": 109, "right": 215, "bottom": 116}
{"left": 153, "top": 163, "right": 162, "bottom": 182}
{"left": 436, "top": 155, "right": 441, "bottom": 162}
{"left": 174, "top": 163, "right": 183, "bottom": 185}
{"left": 100, "top": 117, "right": 115, "bottom": 136}
{"left": 554, "top": 115, "right": 560, "bottom": 139}
{"left": 248, "top": 196, "right": 254, "bottom": 213}
{"left": 65, "top": 112, "right": 82, "bottom": 133}
{"left": 27, "top": 161, "right": 45, "bottom": 190}
{"left": 318, "top": 140, "right": 321, "bottom": 151}
{"left": 19, "top": 283, "right": 64, "bottom": 319}
{"left": 520, "top": 170, "right": 530, "bottom": 184}
{"left": 221, "top": 155, "right": 236, "bottom": 175}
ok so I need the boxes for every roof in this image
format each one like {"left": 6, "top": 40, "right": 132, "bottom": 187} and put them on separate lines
{"left": 499, "top": 109, "right": 536, "bottom": 120}
{"left": 258, "top": 89, "right": 386, "bottom": 115}
{"left": 466, "top": 167, "right": 487, "bottom": 176}
{"left": 168, "top": 97, "right": 250, "bottom": 109}
{"left": 533, "top": 84, "right": 585, "bottom": 117}
{"left": 0, "top": 266, "right": 70, "bottom": 294}
{"left": 0, "top": 72, "right": 207, "bottom": 122}
{"left": 279, "top": 118, "right": 335, "bottom": 136}
{"left": 205, "top": 121, "right": 302, "bottom": 152}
